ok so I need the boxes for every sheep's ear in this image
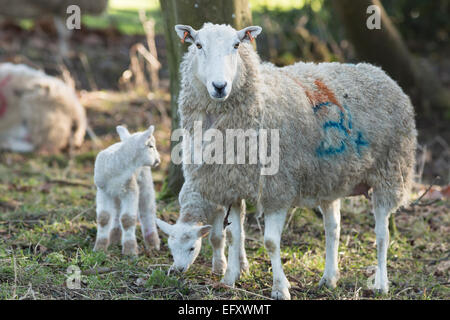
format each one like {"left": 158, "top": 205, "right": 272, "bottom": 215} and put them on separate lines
{"left": 196, "top": 225, "right": 212, "bottom": 238}
{"left": 156, "top": 218, "right": 174, "bottom": 236}
{"left": 237, "top": 26, "right": 262, "bottom": 42}
{"left": 116, "top": 125, "right": 131, "bottom": 141}
{"left": 175, "top": 24, "right": 198, "bottom": 43}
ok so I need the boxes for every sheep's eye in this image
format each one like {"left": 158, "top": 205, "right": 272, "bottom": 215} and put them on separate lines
{"left": 196, "top": 43, "right": 202, "bottom": 49}
{"left": 189, "top": 247, "right": 195, "bottom": 252}
{"left": 234, "top": 42, "right": 240, "bottom": 49}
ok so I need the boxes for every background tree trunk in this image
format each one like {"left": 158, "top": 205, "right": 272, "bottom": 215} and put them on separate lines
{"left": 332, "top": 0, "right": 450, "bottom": 120}
{"left": 159, "top": 0, "right": 253, "bottom": 197}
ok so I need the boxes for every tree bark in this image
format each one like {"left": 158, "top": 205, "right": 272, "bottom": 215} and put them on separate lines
{"left": 159, "top": 0, "right": 253, "bottom": 197}
{"left": 332, "top": 0, "right": 450, "bottom": 119}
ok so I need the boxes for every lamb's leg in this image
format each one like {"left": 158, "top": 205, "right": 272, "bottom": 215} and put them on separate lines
{"left": 109, "top": 198, "right": 122, "bottom": 245}
{"left": 119, "top": 190, "right": 139, "bottom": 256}
{"left": 319, "top": 199, "right": 341, "bottom": 289}
{"left": 264, "top": 208, "right": 291, "bottom": 300}
{"left": 220, "top": 206, "right": 242, "bottom": 286}
{"left": 373, "top": 204, "right": 391, "bottom": 294}
{"left": 138, "top": 169, "right": 160, "bottom": 252}
{"left": 94, "top": 189, "right": 116, "bottom": 252}
{"left": 239, "top": 200, "right": 249, "bottom": 273}
{"left": 208, "top": 208, "right": 227, "bottom": 275}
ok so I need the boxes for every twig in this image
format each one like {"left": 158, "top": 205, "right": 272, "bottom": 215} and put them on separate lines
{"left": 71, "top": 206, "right": 95, "bottom": 222}
{"left": 82, "top": 267, "right": 115, "bottom": 276}
{"left": 221, "top": 285, "right": 272, "bottom": 300}
{"left": 47, "top": 178, "right": 92, "bottom": 188}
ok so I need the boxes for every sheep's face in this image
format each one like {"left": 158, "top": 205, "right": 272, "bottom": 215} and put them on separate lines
{"left": 175, "top": 23, "right": 262, "bottom": 102}
{"left": 156, "top": 218, "right": 211, "bottom": 273}
{"left": 116, "top": 125, "right": 161, "bottom": 168}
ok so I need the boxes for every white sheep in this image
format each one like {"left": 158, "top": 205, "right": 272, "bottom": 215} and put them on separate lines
{"left": 0, "top": 63, "right": 86, "bottom": 153}
{"left": 157, "top": 23, "right": 417, "bottom": 299}
{"left": 93, "top": 125, "right": 161, "bottom": 256}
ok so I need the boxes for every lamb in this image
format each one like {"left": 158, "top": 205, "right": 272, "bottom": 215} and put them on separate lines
{"left": 156, "top": 183, "right": 249, "bottom": 275}
{"left": 157, "top": 23, "right": 417, "bottom": 299}
{"left": 0, "top": 63, "right": 86, "bottom": 153}
{"left": 93, "top": 125, "right": 161, "bottom": 256}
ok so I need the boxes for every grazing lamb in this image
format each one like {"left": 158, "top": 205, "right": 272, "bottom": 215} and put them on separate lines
{"left": 156, "top": 183, "right": 249, "bottom": 275}
{"left": 158, "top": 23, "right": 417, "bottom": 299}
{"left": 94, "top": 125, "right": 161, "bottom": 256}
{"left": 0, "top": 63, "right": 86, "bottom": 153}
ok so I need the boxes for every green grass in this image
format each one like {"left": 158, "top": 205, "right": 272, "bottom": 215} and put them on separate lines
{"left": 0, "top": 91, "right": 448, "bottom": 300}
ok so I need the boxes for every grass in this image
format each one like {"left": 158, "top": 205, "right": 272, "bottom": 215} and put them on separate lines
{"left": 0, "top": 90, "right": 448, "bottom": 300}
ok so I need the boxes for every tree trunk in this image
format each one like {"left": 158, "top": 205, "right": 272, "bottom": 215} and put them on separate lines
{"left": 159, "top": 0, "right": 253, "bottom": 197}
{"left": 332, "top": 0, "right": 450, "bottom": 119}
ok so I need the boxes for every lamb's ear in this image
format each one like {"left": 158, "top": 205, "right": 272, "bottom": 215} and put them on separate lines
{"left": 175, "top": 24, "right": 198, "bottom": 43}
{"left": 140, "top": 125, "right": 155, "bottom": 143}
{"left": 196, "top": 225, "right": 212, "bottom": 238}
{"left": 156, "top": 218, "right": 174, "bottom": 236}
{"left": 237, "top": 26, "right": 262, "bottom": 42}
{"left": 147, "top": 125, "right": 155, "bottom": 136}
{"left": 116, "top": 125, "right": 131, "bottom": 141}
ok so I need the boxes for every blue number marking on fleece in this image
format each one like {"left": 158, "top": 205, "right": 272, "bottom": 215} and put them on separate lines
{"left": 315, "top": 103, "right": 368, "bottom": 158}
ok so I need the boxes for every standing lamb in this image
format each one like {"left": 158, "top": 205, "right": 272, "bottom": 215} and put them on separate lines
{"left": 158, "top": 23, "right": 417, "bottom": 299}
{"left": 0, "top": 63, "right": 86, "bottom": 153}
{"left": 94, "top": 125, "right": 161, "bottom": 256}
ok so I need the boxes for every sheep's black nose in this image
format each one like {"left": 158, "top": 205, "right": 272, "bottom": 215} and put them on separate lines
{"left": 212, "top": 82, "right": 227, "bottom": 94}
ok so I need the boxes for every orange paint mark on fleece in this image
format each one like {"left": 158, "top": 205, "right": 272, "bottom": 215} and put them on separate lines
{"left": 313, "top": 79, "right": 344, "bottom": 113}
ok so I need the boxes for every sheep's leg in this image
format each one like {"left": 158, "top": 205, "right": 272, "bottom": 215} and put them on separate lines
{"left": 221, "top": 206, "right": 242, "bottom": 286}
{"left": 119, "top": 190, "right": 139, "bottom": 256}
{"left": 94, "top": 189, "right": 116, "bottom": 252}
{"left": 138, "top": 170, "right": 160, "bottom": 252}
{"left": 373, "top": 204, "right": 391, "bottom": 294}
{"left": 265, "top": 208, "right": 291, "bottom": 300}
{"left": 239, "top": 200, "right": 249, "bottom": 273}
{"left": 319, "top": 199, "right": 341, "bottom": 289}
{"left": 109, "top": 198, "right": 122, "bottom": 245}
{"left": 208, "top": 209, "right": 227, "bottom": 275}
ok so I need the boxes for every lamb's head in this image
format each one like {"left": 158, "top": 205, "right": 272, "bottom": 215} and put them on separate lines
{"left": 116, "top": 125, "right": 161, "bottom": 168}
{"left": 156, "top": 218, "right": 211, "bottom": 273}
{"left": 175, "top": 23, "right": 262, "bottom": 101}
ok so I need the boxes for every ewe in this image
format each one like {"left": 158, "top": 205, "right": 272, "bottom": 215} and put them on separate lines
{"left": 0, "top": 63, "right": 86, "bottom": 153}
{"left": 94, "top": 125, "right": 161, "bottom": 256}
{"left": 158, "top": 23, "right": 417, "bottom": 299}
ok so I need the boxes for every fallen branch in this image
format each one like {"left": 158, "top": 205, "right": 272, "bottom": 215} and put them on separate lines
{"left": 47, "top": 178, "right": 92, "bottom": 188}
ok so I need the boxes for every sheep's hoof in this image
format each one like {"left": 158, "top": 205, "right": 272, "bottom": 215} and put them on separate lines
{"left": 240, "top": 258, "right": 250, "bottom": 274}
{"left": 319, "top": 275, "right": 339, "bottom": 289}
{"left": 109, "top": 227, "right": 122, "bottom": 245}
{"left": 144, "top": 232, "right": 160, "bottom": 251}
{"left": 271, "top": 287, "right": 291, "bottom": 300}
{"left": 212, "top": 258, "right": 227, "bottom": 275}
{"left": 373, "top": 285, "right": 389, "bottom": 295}
{"left": 93, "top": 238, "right": 109, "bottom": 252}
{"left": 220, "top": 271, "right": 239, "bottom": 287}
{"left": 122, "top": 240, "right": 138, "bottom": 256}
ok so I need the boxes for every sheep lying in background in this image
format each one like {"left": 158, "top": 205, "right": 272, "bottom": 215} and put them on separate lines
{"left": 0, "top": 63, "right": 86, "bottom": 153}
{"left": 94, "top": 125, "right": 161, "bottom": 256}
{"left": 158, "top": 23, "right": 417, "bottom": 299}
{"left": 156, "top": 181, "right": 249, "bottom": 275}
